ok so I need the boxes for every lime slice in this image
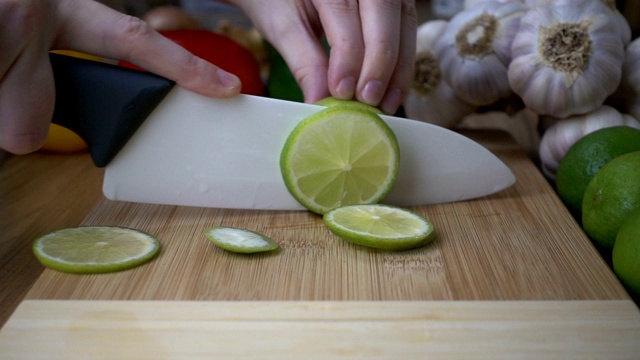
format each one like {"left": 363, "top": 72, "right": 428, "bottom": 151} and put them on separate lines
{"left": 315, "top": 97, "right": 383, "bottom": 114}
{"left": 32, "top": 226, "right": 160, "bottom": 274}
{"left": 204, "top": 227, "right": 279, "bottom": 253}
{"left": 323, "top": 204, "right": 436, "bottom": 250}
{"left": 280, "top": 106, "right": 400, "bottom": 214}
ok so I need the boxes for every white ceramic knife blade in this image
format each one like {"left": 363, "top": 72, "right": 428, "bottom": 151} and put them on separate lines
{"left": 103, "top": 87, "right": 515, "bottom": 209}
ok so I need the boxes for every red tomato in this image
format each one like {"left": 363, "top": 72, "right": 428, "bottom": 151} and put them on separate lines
{"left": 120, "top": 29, "right": 264, "bottom": 96}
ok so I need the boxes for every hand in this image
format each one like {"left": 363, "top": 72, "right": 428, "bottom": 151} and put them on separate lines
{"left": 0, "top": 0, "right": 241, "bottom": 155}
{"left": 231, "top": 0, "right": 418, "bottom": 114}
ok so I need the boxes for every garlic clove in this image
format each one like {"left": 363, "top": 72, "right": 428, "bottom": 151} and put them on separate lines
{"left": 509, "top": 3, "right": 625, "bottom": 119}
{"left": 434, "top": 1, "right": 527, "bottom": 106}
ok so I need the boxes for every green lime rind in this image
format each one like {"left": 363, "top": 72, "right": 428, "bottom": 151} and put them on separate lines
{"left": 556, "top": 126, "right": 640, "bottom": 216}
{"left": 280, "top": 106, "right": 400, "bottom": 215}
{"left": 204, "top": 226, "right": 279, "bottom": 253}
{"left": 612, "top": 208, "right": 640, "bottom": 295}
{"left": 32, "top": 226, "right": 161, "bottom": 274}
{"left": 315, "top": 97, "right": 383, "bottom": 114}
{"left": 323, "top": 204, "right": 436, "bottom": 251}
{"left": 582, "top": 151, "right": 640, "bottom": 250}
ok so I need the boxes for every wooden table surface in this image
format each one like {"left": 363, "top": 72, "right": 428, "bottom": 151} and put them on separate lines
{"left": 1, "top": 130, "right": 639, "bottom": 358}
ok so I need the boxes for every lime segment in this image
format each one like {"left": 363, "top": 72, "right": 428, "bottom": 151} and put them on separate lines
{"left": 323, "top": 204, "right": 436, "bottom": 250}
{"left": 204, "top": 227, "right": 279, "bottom": 253}
{"left": 280, "top": 106, "right": 400, "bottom": 214}
{"left": 32, "top": 226, "right": 160, "bottom": 274}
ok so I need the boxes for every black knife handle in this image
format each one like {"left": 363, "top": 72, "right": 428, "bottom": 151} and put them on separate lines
{"left": 50, "top": 53, "right": 175, "bottom": 167}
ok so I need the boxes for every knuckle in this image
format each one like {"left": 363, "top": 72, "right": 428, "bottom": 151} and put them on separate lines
{"left": 317, "top": 0, "right": 359, "bottom": 12}
{"left": 291, "top": 62, "right": 325, "bottom": 87}
{"left": 372, "top": 43, "right": 399, "bottom": 64}
{"left": 401, "top": 0, "right": 417, "bottom": 16}
{"left": 109, "top": 15, "right": 155, "bottom": 49}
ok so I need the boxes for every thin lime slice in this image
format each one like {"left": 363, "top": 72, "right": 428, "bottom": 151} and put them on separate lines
{"left": 315, "top": 97, "right": 383, "bottom": 114}
{"left": 32, "top": 226, "right": 160, "bottom": 274}
{"left": 204, "top": 227, "right": 279, "bottom": 253}
{"left": 280, "top": 106, "right": 400, "bottom": 214}
{"left": 323, "top": 204, "right": 436, "bottom": 250}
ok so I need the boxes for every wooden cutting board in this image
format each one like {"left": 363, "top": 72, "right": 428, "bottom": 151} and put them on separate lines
{"left": 1, "top": 300, "right": 639, "bottom": 359}
{"left": 3, "top": 130, "right": 639, "bottom": 358}
{"left": 22, "top": 131, "right": 628, "bottom": 301}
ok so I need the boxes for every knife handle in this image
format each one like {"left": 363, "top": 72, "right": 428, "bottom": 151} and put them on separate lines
{"left": 50, "top": 53, "right": 175, "bottom": 167}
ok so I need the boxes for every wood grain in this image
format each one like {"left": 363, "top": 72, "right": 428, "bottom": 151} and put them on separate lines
{"left": 0, "top": 152, "right": 103, "bottom": 326}
{"left": 23, "top": 131, "right": 630, "bottom": 302}
{"left": 1, "top": 299, "right": 639, "bottom": 359}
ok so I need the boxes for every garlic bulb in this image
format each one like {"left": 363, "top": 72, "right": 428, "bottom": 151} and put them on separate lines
{"left": 610, "top": 37, "right": 640, "bottom": 121}
{"left": 523, "top": 0, "right": 631, "bottom": 45}
{"left": 627, "top": 38, "right": 640, "bottom": 121}
{"left": 538, "top": 105, "right": 640, "bottom": 180}
{"left": 508, "top": 3, "right": 625, "bottom": 119}
{"left": 435, "top": 1, "right": 527, "bottom": 106}
{"left": 403, "top": 20, "right": 477, "bottom": 128}
{"left": 464, "top": 0, "right": 523, "bottom": 10}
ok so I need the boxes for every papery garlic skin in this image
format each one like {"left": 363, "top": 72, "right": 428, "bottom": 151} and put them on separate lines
{"left": 509, "top": 3, "right": 625, "bottom": 119}
{"left": 404, "top": 20, "right": 477, "bottom": 128}
{"left": 614, "top": 37, "right": 640, "bottom": 121}
{"left": 524, "top": 0, "right": 631, "bottom": 45}
{"left": 416, "top": 20, "right": 449, "bottom": 54}
{"left": 464, "top": 0, "right": 523, "bottom": 10}
{"left": 538, "top": 105, "right": 640, "bottom": 180}
{"left": 435, "top": 1, "right": 527, "bottom": 106}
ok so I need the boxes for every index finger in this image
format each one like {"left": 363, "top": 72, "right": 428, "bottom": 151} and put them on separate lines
{"left": 54, "top": 0, "right": 241, "bottom": 98}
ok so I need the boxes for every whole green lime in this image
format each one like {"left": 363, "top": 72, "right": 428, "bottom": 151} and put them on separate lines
{"left": 556, "top": 126, "right": 640, "bottom": 216}
{"left": 582, "top": 151, "right": 640, "bottom": 250}
{"left": 612, "top": 208, "right": 640, "bottom": 296}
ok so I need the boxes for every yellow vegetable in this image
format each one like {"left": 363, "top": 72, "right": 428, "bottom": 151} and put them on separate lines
{"left": 50, "top": 50, "right": 104, "bottom": 62}
{"left": 40, "top": 123, "right": 88, "bottom": 153}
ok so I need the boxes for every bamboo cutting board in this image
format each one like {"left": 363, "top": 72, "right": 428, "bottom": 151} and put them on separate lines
{"left": 3, "top": 130, "right": 639, "bottom": 358}
{"left": 1, "top": 300, "right": 639, "bottom": 359}
{"left": 22, "top": 131, "right": 628, "bottom": 301}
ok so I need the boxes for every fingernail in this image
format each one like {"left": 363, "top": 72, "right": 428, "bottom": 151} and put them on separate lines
{"left": 217, "top": 69, "right": 241, "bottom": 90}
{"left": 380, "top": 88, "right": 403, "bottom": 115}
{"left": 361, "top": 80, "right": 384, "bottom": 105}
{"left": 336, "top": 76, "right": 356, "bottom": 99}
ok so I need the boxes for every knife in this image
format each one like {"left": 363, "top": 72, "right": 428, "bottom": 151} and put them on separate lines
{"left": 50, "top": 53, "right": 515, "bottom": 210}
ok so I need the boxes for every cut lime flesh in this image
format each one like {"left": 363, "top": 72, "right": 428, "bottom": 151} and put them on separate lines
{"left": 204, "top": 227, "right": 279, "bottom": 253}
{"left": 32, "top": 226, "right": 160, "bottom": 274}
{"left": 280, "top": 106, "right": 399, "bottom": 214}
{"left": 323, "top": 204, "right": 436, "bottom": 251}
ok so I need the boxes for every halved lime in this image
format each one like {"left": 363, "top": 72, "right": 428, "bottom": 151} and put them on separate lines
{"left": 323, "top": 204, "right": 436, "bottom": 250}
{"left": 204, "top": 226, "right": 279, "bottom": 253}
{"left": 280, "top": 106, "right": 400, "bottom": 214}
{"left": 32, "top": 226, "right": 160, "bottom": 274}
{"left": 315, "top": 97, "right": 383, "bottom": 114}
